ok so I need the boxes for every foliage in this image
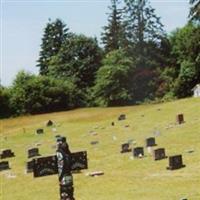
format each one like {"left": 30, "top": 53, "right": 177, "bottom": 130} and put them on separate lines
{"left": 101, "top": 0, "right": 127, "bottom": 53}
{"left": 0, "top": 86, "right": 11, "bottom": 118}
{"left": 92, "top": 49, "right": 133, "bottom": 106}
{"left": 174, "top": 60, "right": 197, "bottom": 98}
{"left": 189, "top": 0, "right": 200, "bottom": 22}
{"left": 48, "top": 34, "right": 102, "bottom": 89}
{"left": 37, "top": 19, "right": 69, "bottom": 75}
{"left": 9, "top": 71, "right": 79, "bottom": 115}
{"left": 124, "top": 0, "right": 164, "bottom": 49}
{"left": 169, "top": 23, "right": 200, "bottom": 97}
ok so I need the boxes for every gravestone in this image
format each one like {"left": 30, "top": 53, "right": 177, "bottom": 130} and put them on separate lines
{"left": 28, "top": 148, "right": 40, "bottom": 158}
{"left": 26, "top": 159, "right": 34, "bottom": 173}
{"left": 153, "top": 148, "right": 167, "bottom": 161}
{"left": 146, "top": 137, "right": 156, "bottom": 147}
{"left": 120, "top": 143, "right": 131, "bottom": 153}
{"left": 46, "top": 120, "right": 53, "bottom": 127}
{"left": 33, "top": 151, "right": 88, "bottom": 178}
{"left": 167, "top": 155, "right": 185, "bottom": 170}
{"left": 133, "top": 147, "right": 144, "bottom": 158}
{"left": 111, "top": 122, "right": 115, "bottom": 126}
{"left": 0, "top": 161, "right": 10, "bottom": 171}
{"left": 90, "top": 141, "right": 99, "bottom": 145}
{"left": 33, "top": 155, "right": 58, "bottom": 178}
{"left": 36, "top": 129, "right": 44, "bottom": 134}
{"left": 176, "top": 114, "right": 185, "bottom": 124}
{"left": 118, "top": 114, "right": 126, "bottom": 121}
{"left": 88, "top": 171, "right": 104, "bottom": 177}
{"left": 0, "top": 149, "right": 15, "bottom": 159}
{"left": 71, "top": 151, "right": 88, "bottom": 171}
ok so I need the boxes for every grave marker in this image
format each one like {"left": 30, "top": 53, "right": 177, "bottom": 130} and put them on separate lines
{"left": 26, "top": 159, "right": 34, "bottom": 173}
{"left": 133, "top": 147, "right": 144, "bottom": 158}
{"left": 146, "top": 137, "right": 156, "bottom": 147}
{"left": 0, "top": 149, "right": 15, "bottom": 159}
{"left": 88, "top": 171, "right": 104, "bottom": 177}
{"left": 33, "top": 151, "right": 88, "bottom": 178}
{"left": 33, "top": 155, "right": 58, "bottom": 177}
{"left": 111, "top": 122, "right": 115, "bottom": 126}
{"left": 46, "top": 120, "right": 53, "bottom": 127}
{"left": 28, "top": 148, "right": 40, "bottom": 158}
{"left": 167, "top": 155, "right": 185, "bottom": 170}
{"left": 153, "top": 148, "right": 167, "bottom": 161}
{"left": 36, "top": 129, "right": 44, "bottom": 134}
{"left": 118, "top": 114, "right": 126, "bottom": 121}
{"left": 0, "top": 161, "right": 10, "bottom": 171}
{"left": 120, "top": 143, "right": 131, "bottom": 153}
{"left": 90, "top": 141, "right": 99, "bottom": 145}
{"left": 176, "top": 114, "right": 185, "bottom": 124}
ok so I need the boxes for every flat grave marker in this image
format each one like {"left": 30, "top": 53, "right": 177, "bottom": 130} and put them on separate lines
{"left": 118, "top": 114, "right": 126, "bottom": 121}
{"left": 88, "top": 171, "right": 104, "bottom": 177}
{"left": 167, "top": 155, "right": 185, "bottom": 170}
{"left": 90, "top": 141, "right": 99, "bottom": 145}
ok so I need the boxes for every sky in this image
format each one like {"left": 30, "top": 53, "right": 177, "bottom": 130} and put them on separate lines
{"left": 0, "top": 0, "right": 190, "bottom": 86}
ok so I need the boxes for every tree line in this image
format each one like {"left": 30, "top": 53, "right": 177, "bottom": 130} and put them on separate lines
{"left": 0, "top": 0, "right": 199, "bottom": 118}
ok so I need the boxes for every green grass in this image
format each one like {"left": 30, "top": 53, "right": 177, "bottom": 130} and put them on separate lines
{"left": 1, "top": 97, "right": 200, "bottom": 200}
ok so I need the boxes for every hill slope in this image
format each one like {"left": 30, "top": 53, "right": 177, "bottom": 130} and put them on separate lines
{"left": 1, "top": 97, "right": 200, "bottom": 200}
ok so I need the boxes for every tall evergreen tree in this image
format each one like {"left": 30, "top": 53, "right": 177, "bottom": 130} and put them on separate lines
{"left": 124, "top": 0, "right": 164, "bottom": 54}
{"left": 101, "top": 0, "right": 127, "bottom": 53}
{"left": 123, "top": 0, "right": 166, "bottom": 102}
{"left": 37, "top": 19, "right": 69, "bottom": 75}
{"left": 189, "top": 0, "right": 200, "bottom": 22}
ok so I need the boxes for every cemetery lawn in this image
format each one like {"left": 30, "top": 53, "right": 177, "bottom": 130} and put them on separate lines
{"left": 1, "top": 97, "right": 200, "bottom": 200}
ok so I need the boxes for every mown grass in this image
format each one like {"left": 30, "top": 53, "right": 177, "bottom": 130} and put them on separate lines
{"left": 0, "top": 97, "right": 200, "bottom": 200}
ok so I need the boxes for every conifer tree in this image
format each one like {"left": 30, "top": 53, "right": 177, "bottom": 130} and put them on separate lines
{"left": 101, "top": 0, "right": 127, "bottom": 53}
{"left": 124, "top": 0, "right": 164, "bottom": 53}
{"left": 189, "top": 0, "right": 200, "bottom": 22}
{"left": 37, "top": 19, "right": 69, "bottom": 75}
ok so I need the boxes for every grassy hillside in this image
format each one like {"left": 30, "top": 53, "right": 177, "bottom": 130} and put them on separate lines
{"left": 1, "top": 97, "right": 200, "bottom": 200}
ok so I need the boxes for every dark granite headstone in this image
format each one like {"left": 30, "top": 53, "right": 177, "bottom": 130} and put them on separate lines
{"left": 153, "top": 148, "right": 167, "bottom": 161}
{"left": 33, "top": 155, "right": 58, "bottom": 178}
{"left": 26, "top": 159, "right": 34, "bottom": 173}
{"left": 36, "top": 129, "right": 44, "bottom": 134}
{"left": 120, "top": 143, "right": 131, "bottom": 153}
{"left": 0, "top": 161, "right": 10, "bottom": 171}
{"left": 46, "top": 120, "right": 53, "bottom": 127}
{"left": 28, "top": 148, "right": 40, "bottom": 158}
{"left": 118, "top": 114, "right": 126, "bottom": 121}
{"left": 133, "top": 147, "right": 144, "bottom": 158}
{"left": 176, "top": 114, "right": 184, "bottom": 124}
{"left": 111, "top": 122, "right": 115, "bottom": 126}
{"left": 71, "top": 151, "right": 88, "bottom": 171}
{"left": 167, "top": 155, "right": 185, "bottom": 170}
{"left": 33, "top": 151, "right": 88, "bottom": 178}
{"left": 146, "top": 137, "right": 156, "bottom": 147}
{"left": 0, "top": 149, "right": 15, "bottom": 159}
